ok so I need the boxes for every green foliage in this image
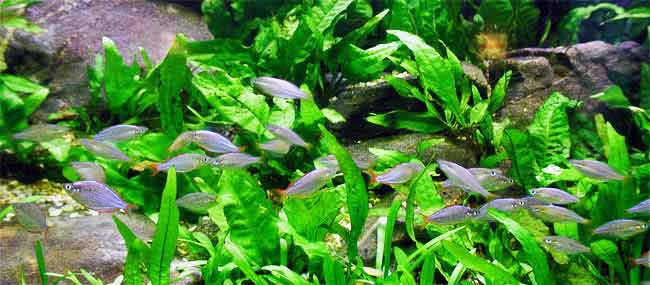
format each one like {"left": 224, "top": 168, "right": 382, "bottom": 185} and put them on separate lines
{"left": 0, "top": 75, "right": 48, "bottom": 148}
{"left": 148, "top": 167, "right": 180, "bottom": 285}
{"left": 34, "top": 240, "right": 47, "bottom": 285}
{"left": 443, "top": 240, "right": 519, "bottom": 284}
{"left": 502, "top": 128, "right": 538, "bottom": 189}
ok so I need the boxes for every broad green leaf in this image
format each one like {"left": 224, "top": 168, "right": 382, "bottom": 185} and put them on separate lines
{"left": 590, "top": 240, "right": 628, "bottom": 285}
{"left": 113, "top": 215, "right": 149, "bottom": 285}
{"left": 319, "top": 125, "right": 368, "bottom": 260}
{"left": 442, "top": 240, "right": 519, "bottom": 284}
{"left": 317, "top": 0, "right": 354, "bottom": 33}
{"left": 412, "top": 164, "right": 444, "bottom": 214}
{"left": 157, "top": 35, "right": 190, "bottom": 137}
{"left": 218, "top": 169, "right": 279, "bottom": 265}
{"left": 367, "top": 110, "right": 444, "bottom": 133}
{"left": 420, "top": 252, "right": 434, "bottom": 285}
{"left": 102, "top": 37, "right": 141, "bottom": 112}
{"left": 503, "top": 128, "right": 538, "bottom": 189}
{"left": 489, "top": 209, "right": 554, "bottom": 285}
{"left": 299, "top": 87, "right": 324, "bottom": 127}
{"left": 591, "top": 85, "right": 630, "bottom": 108}
{"left": 489, "top": 71, "right": 511, "bottom": 113}
{"left": 469, "top": 101, "right": 489, "bottom": 125}
{"left": 268, "top": 97, "right": 295, "bottom": 128}
{"left": 336, "top": 9, "right": 389, "bottom": 49}
{"left": 323, "top": 255, "right": 346, "bottom": 285}
{"left": 368, "top": 147, "right": 411, "bottom": 169}
{"left": 321, "top": 108, "right": 346, "bottom": 124}
{"left": 262, "top": 265, "right": 310, "bottom": 285}
{"left": 557, "top": 3, "right": 624, "bottom": 44}
{"left": 527, "top": 92, "right": 579, "bottom": 166}
{"left": 339, "top": 42, "right": 401, "bottom": 81}
{"left": 148, "top": 167, "right": 180, "bottom": 285}
{"left": 40, "top": 138, "right": 71, "bottom": 162}
{"left": 283, "top": 188, "right": 343, "bottom": 241}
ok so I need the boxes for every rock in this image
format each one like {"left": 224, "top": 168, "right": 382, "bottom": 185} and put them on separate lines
{"left": 345, "top": 133, "right": 479, "bottom": 167}
{"left": 499, "top": 41, "right": 648, "bottom": 127}
{"left": 2, "top": 0, "right": 212, "bottom": 120}
{"left": 0, "top": 214, "right": 155, "bottom": 284}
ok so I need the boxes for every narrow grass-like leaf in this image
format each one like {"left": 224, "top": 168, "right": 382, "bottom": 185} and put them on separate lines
{"left": 383, "top": 199, "right": 402, "bottom": 277}
{"left": 489, "top": 209, "right": 554, "bottom": 285}
{"left": 34, "top": 240, "right": 47, "bottom": 285}
{"left": 319, "top": 125, "right": 368, "bottom": 260}
{"left": 148, "top": 167, "right": 180, "bottom": 285}
{"left": 225, "top": 239, "right": 268, "bottom": 285}
{"left": 443, "top": 240, "right": 519, "bottom": 284}
{"left": 591, "top": 239, "right": 628, "bottom": 285}
{"left": 113, "top": 215, "right": 150, "bottom": 285}
{"left": 420, "top": 252, "right": 434, "bottom": 285}
{"left": 323, "top": 255, "right": 346, "bottom": 285}
{"left": 489, "top": 71, "right": 512, "bottom": 113}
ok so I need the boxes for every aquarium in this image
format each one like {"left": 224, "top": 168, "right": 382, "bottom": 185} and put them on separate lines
{"left": 1, "top": 0, "right": 649, "bottom": 284}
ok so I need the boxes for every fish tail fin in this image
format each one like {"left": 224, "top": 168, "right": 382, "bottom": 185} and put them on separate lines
{"left": 125, "top": 204, "right": 138, "bottom": 214}
{"left": 419, "top": 212, "right": 431, "bottom": 225}
{"left": 272, "top": 188, "right": 288, "bottom": 202}
{"left": 369, "top": 170, "right": 378, "bottom": 184}
{"left": 583, "top": 219, "right": 592, "bottom": 225}
{"left": 147, "top": 163, "right": 160, "bottom": 176}
{"left": 238, "top": 146, "right": 247, "bottom": 152}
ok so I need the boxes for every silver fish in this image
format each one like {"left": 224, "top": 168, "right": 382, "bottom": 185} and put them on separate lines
{"left": 80, "top": 139, "right": 130, "bottom": 161}
{"left": 63, "top": 181, "right": 129, "bottom": 212}
{"left": 70, "top": 162, "right": 106, "bottom": 183}
{"left": 266, "top": 124, "right": 309, "bottom": 148}
{"left": 13, "top": 124, "right": 69, "bottom": 142}
{"left": 169, "top": 130, "right": 239, "bottom": 153}
{"left": 529, "top": 187, "right": 578, "bottom": 205}
{"left": 260, "top": 139, "right": 292, "bottom": 155}
{"left": 527, "top": 204, "right": 588, "bottom": 224}
{"left": 154, "top": 153, "right": 211, "bottom": 173}
{"left": 427, "top": 205, "right": 476, "bottom": 225}
{"left": 374, "top": 162, "right": 424, "bottom": 185}
{"left": 569, "top": 159, "right": 624, "bottom": 181}
{"left": 542, "top": 236, "right": 590, "bottom": 254}
{"left": 252, "top": 76, "right": 308, "bottom": 100}
{"left": 468, "top": 168, "right": 514, "bottom": 191}
{"left": 438, "top": 160, "right": 493, "bottom": 198}
{"left": 593, "top": 219, "right": 648, "bottom": 239}
{"left": 93, "top": 124, "right": 148, "bottom": 142}
{"left": 281, "top": 168, "right": 337, "bottom": 197}
{"left": 176, "top": 192, "right": 217, "bottom": 214}
{"left": 13, "top": 203, "right": 47, "bottom": 233}
{"left": 474, "top": 198, "right": 526, "bottom": 222}
{"left": 212, "top": 153, "right": 260, "bottom": 169}
{"left": 633, "top": 252, "right": 650, "bottom": 268}
{"left": 627, "top": 199, "right": 650, "bottom": 215}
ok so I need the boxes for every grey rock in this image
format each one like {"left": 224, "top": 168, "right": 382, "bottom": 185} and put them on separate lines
{"left": 3, "top": 0, "right": 212, "bottom": 120}
{"left": 345, "top": 133, "right": 478, "bottom": 167}
{"left": 0, "top": 214, "right": 155, "bottom": 284}
{"left": 500, "top": 41, "right": 648, "bottom": 127}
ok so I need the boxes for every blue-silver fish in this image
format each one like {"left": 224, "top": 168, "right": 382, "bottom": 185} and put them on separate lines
{"left": 213, "top": 153, "right": 260, "bottom": 169}
{"left": 569, "top": 159, "right": 624, "bottom": 181}
{"left": 632, "top": 252, "right": 650, "bottom": 268}
{"left": 260, "top": 139, "right": 292, "bottom": 155}
{"left": 80, "top": 139, "right": 130, "bottom": 161}
{"left": 93, "top": 124, "right": 148, "bottom": 142}
{"left": 427, "top": 205, "right": 476, "bottom": 225}
{"left": 64, "top": 181, "right": 130, "bottom": 212}
{"left": 266, "top": 124, "right": 309, "bottom": 148}
{"left": 278, "top": 168, "right": 337, "bottom": 197}
{"left": 176, "top": 192, "right": 217, "bottom": 214}
{"left": 153, "top": 153, "right": 212, "bottom": 173}
{"left": 474, "top": 198, "right": 526, "bottom": 222}
{"left": 13, "top": 203, "right": 47, "bottom": 233}
{"left": 527, "top": 204, "right": 588, "bottom": 224}
{"left": 70, "top": 162, "right": 106, "bottom": 183}
{"left": 13, "top": 124, "right": 70, "bottom": 142}
{"left": 169, "top": 130, "right": 239, "bottom": 153}
{"left": 468, "top": 168, "right": 514, "bottom": 191}
{"left": 438, "top": 160, "right": 494, "bottom": 198}
{"left": 593, "top": 219, "right": 648, "bottom": 239}
{"left": 252, "top": 76, "right": 308, "bottom": 100}
{"left": 542, "top": 236, "right": 590, "bottom": 254}
{"left": 627, "top": 199, "right": 650, "bottom": 215}
{"left": 373, "top": 162, "right": 424, "bottom": 185}
{"left": 529, "top": 187, "right": 578, "bottom": 205}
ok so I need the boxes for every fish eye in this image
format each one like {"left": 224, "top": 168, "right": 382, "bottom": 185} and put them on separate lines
{"left": 543, "top": 238, "right": 552, "bottom": 244}
{"left": 64, "top": 184, "right": 72, "bottom": 190}
{"left": 490, "top": 170, "right": 497, "bottom": 176}
{"left": 530, "top": 189, "right": 536, "bottom": 194}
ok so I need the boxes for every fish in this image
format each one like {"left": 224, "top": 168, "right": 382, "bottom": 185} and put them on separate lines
{"left": 12, "top": 124, "right": 70, "bottom": 142}
{"left": 569, "top": 159, "right": 624, "bottom": 181}
{"left": 277, "top": 168, "right": 337, "bottom": 197}
{"left": 468, "top": 168, "right": 514, "bottom": 191}
{"left": 372, "top": 162, "right": 424, "bottom": 185}
{"left": 438, "top": 160, "right": 494, "bottom": 198}
{"left": 153, "top": 153, "right": 212, "bottom": 173}
{"left": 529, "top": 187, "right": 578, "bottom": 205}
{"left": 93, "top": 124, "right": 148, "bottom": 142}
{"left": 79, "top": 139, "right": 130, "bottom": 161}
{"left": 318, "top": 154, "right": 374, "bottom": 171}
{"left": 266, "top": 124, "right": 309, "bottom": 148}
{"left": 260, "top": 139, "right": 292, "bottom": 155}
{"left": 474, "top": 198, "right": 526, "bottom": 222}
{"left": 542, "top": 236, "right": 590, "bottom": 254}
{"left": 213, "top": 153, "right": 260, "bottom": 169}
{"left": 252, "top": 76, "right": 308, "bottom": 100}
{"left": 632, "top": 252, "right": 650, "bottom": 268}
{"left": 70, "top": 162, "right": 106, "bottom": 183}
{"left": 63, "top": 181, "right": 130, "bottom": 212}
{"left": 176, "top": 192, "right": 217, "bottom": 214}
{"left": 169, "top": 130, "right": 239, "bottom": 153}
{"left": 12, "top": 203, "right": 47, "bottom": 233}
{"left": 627, "top": 199, "right": 650, "bottom": 215}
{"left": 427, "top": 205, "right": 476, "bottom": 225}
{"left": 593, "top": 219, "right": 648, "bottom": 239}
{"left": 527, "top": 204, "right": 589, "bottom": 224}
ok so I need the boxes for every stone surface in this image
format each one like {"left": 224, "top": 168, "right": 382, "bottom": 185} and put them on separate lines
{"left": 3, "top": 0, "right": 212, "bottom": 120}
{"left": 0, "top": 214, "right": 155, "bottom": 284}
{"left": 345, "top": 132, "right": 479, "bottom": 167}
{"left": 499, "top": 40, "right": 648, "bottom": 127}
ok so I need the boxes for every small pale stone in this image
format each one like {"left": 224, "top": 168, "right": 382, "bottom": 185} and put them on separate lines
{"left": 49, "top": 207, "right": 63, "bottom": 217}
